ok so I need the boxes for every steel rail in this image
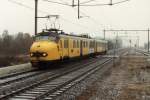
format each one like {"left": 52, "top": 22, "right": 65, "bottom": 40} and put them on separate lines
{"left": 8, "top": 58, "right": 112, "bottom": 100}
{"left": 0, "top": 57, "right": 100, "bottom": 99}
{"left": 0, "top": 57, "right": 95, "bottom": 87}
{"left": 41, "top": 58, "right": 113, "bottom": 100}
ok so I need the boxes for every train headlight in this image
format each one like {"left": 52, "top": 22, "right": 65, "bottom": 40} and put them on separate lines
{"left": 42, "top": 53, "right": 47, "bottom": 57}
{"left": 30, "top": 53, "right": 34, "bottom": 57}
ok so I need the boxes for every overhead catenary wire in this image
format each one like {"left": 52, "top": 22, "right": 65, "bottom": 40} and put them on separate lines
{"left": 50, "top": 0, "right": 104, "bottom": 26}
{"left": 8, "top": 0, "right": 49, "bottom": 14}
{"left": 8, "top": 0, "right": 98, "bottom": 33}
{"left": 8, "top": 0, "right": 131, "bottom": 35}
{"left": 41, "top": 0, "right": 104, "bottom": 32}
{"left": 80, "top": 0, "right": 98, "bottom": 4}
{"left": 43, "top": 0, "right": 130, "bottom": 7}
{"left": 54, "top": 0, "right": 105, "bottom": 33}
{"left": 112, "top": 0, "right": 130, "bottom": 5}
{"left": 79, "top": 0, "right": 130, "bottom": 6}
{"left": 42, "top": 0, "right": 71, "bottom": 6}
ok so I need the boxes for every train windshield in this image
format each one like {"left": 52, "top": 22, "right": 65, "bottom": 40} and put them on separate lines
{"left": 35, "top": 36, "right": 57, "bottom": 42}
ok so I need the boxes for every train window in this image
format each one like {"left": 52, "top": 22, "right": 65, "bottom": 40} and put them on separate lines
{"left": 82, "top": 41, "right": 84, "bottom": 48}
{"left": 83, "top": 41, "right": 85, "bottom": 48}
{"left": 73, "top": 40, "right": 76, "bottom": 48}
{"left": 75, "top": 41, "right": 77, "bottom": 48}
{"left": 35, "top": 36, "right": 57, "bottom": 42}
{"left": 77, "top": 40, "right": 79, "bottom": 48}
{"left": 35, "top": 36, "right": 49, "bottom": 41}
{"left": 64, "top": 40, "right": 68, "bottom": 48}
{"left": 60, "top": 40, "right": 62, "bottom": 48}
{"left": 89, "top": 41, "right": 91, "bottom": 48}
{"left": 90, "top": 41, "right": 94, "bottom": 48}
{"left": 86, "top": 41, "right": 88, "bottom": 47}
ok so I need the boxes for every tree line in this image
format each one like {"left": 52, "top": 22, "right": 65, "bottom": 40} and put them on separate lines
{"left": 0, "top": 30, "right": 123, "bottom": 56}
{"left": 0, "top": 30, "right": 33, "bottom": 56}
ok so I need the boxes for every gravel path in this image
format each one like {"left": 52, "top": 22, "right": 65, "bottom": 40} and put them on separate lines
{"left": 0, "top": 63, "right": 33, "bottom": 77}
{"left": 76, "top": 53, "right": 150, "bottom": 100}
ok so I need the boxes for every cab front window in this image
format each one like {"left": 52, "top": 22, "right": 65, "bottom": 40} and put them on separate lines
{"left": 35, "top": 36, "right": 49, "bottom": 41}
{"left": 35, "top": 36, "right": 58, "bottom": 42}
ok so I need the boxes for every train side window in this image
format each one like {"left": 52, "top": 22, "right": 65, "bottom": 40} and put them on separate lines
{"left": 86, "top": 41, "right": 88, "bottom": 47}
{"left": 73, "top": 40, "right": 75, "bottom": 48}
{"left": 90, "top": 41, "right": 93, "bottom": 48}
{"left": 92, "top": 41, "right": 94, "bottom": 48}
{"left": 64, "top": 39, "right": 68, "bottom": 48}
{"left": 90, "top": 41, "right": 91, "bottom": 48}
{"left": 64, "top": 40, "right": 65, "bottom": 48}
{"left": 75, "top": 41, "right": 77, "bottom": 48}
{"left": 82, "top": 41, "right": 84, "bottom": 48}
{"left": 77, "top": 40, "right": 79, "bottom": 48}
{"left": 66, "top": 40, "right": 68, "bottom": 48}
{"left": 77, "top": 40, "right": 78, "bottom": 48}
{"left": 60, "top": 40, "right": 62, "bottom": 48}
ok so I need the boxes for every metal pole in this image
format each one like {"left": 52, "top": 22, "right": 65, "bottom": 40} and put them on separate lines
{"left": 78, "top": 0, "right": 80, "bottom": 19}
{"left": 72, "top": 0, "right": 75, "bottom": 7}
{"left": 110, "top": 0, "right": 112, "bottom": 5}
{"left": 148, "top": 28, "right": 149, "bottom": 52}
{"left": 113, "top": 32, "right": 116, "bottom": 67}
{"left": 104, "top": 29, "right": 105, "bottom": 40}
{"left": 35, "top": 0, "right": 38, "bottom": 35}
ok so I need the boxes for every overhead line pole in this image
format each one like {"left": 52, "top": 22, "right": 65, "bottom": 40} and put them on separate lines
{"left": 148, "top": 28, "right": 149, "bottom": 52}
{"left": 78, "top": 0, "right": 80, "bottom": 19}
{"left": 103, "top": 29, "right": 105, "bottom": 40}
{"left": 72, "top": 0, "right": 75, "bottom": 7}
{"left": 104, "top": 29, "right": 150, "bottom": 52}
{"left": 35, "top": 0, "right": 38, "bottom": 35}
{"left": 110, "top": 0, "right": 113, "bottom": 5}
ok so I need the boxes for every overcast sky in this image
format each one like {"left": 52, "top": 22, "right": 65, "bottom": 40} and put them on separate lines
{"left": 0, "top": 0, "right": 150, "bottom": 46}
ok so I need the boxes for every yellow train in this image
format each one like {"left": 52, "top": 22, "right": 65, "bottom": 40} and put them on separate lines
{"left": 30, "top": 29, "right": 108, "bottom": 67}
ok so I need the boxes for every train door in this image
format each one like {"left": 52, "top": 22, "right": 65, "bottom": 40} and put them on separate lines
{"left": 95, "top": 41, "right": 97, "bottom": 53}
{"left": 94, "top": 41, "right": 96, "bottom": 53}
{"left": 63, "top": 39, "right": 69, "bottom": 58}
{"left": 68, "top": 39, "right": 70, "bottom": 57}
{"left": 80, "top": 40, "right": 83, "bottom": 56}
{"left": 59, "top": 39, "right": 63, "bottom": 59}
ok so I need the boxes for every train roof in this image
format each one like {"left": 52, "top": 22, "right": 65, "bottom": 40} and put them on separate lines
{"left": 37, "top": 28, "right": 108, "bottom": 43}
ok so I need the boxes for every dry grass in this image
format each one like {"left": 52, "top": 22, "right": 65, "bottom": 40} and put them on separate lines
{"left": 0, "top": 55, "right": 29, "bottom": 67}
{"left": 76, "top": 53, "right": 150, "bottom": 100}
{"left": 118, "top": 83, "right": 150, "bottom": 100}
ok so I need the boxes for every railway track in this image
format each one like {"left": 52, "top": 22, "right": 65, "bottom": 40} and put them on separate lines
{"left": 0, "top": 58, "right": 101, "bottom": 86}
{"left": 0, "top": 57, "right": 113, "bottom": 100}
{"left": 136, "top": 49, "right": 150, "bottom": 56}
{"left": 0, "top": 49, "right": 128, "bottom": 100}
{"left": 0, "top": 56, "right": 102, "bottom": 99}
{"left": 0, "top": 69, "right": 36, "bottom": 80}
{"left": 0, "top": 57, "right": 96, "bottom": 87}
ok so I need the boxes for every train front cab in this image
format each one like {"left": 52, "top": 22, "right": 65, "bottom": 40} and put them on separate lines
{"left": 30, "top": 35, "right": 61, "bottom": 67}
